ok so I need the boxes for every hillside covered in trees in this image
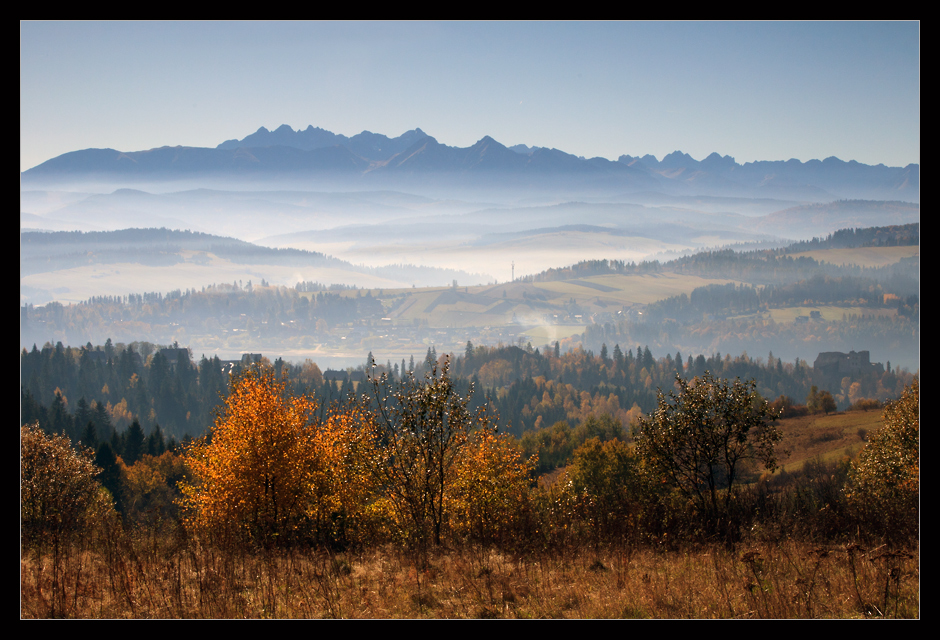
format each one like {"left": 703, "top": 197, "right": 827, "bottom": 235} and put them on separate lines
{"left": 21, "top": 224, "right": 920, "bottom": 375}
{"left": 22, "top": 335, "right": 914, "bottom": 449}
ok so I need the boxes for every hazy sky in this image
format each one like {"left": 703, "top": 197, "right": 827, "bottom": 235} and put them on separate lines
{"left": 20, "top": 21, "right": 919, "bottom": 172}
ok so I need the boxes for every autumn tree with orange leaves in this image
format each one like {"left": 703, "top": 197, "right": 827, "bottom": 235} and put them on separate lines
{"left": 179, "top": 366, "right": 378, "bottom": 548}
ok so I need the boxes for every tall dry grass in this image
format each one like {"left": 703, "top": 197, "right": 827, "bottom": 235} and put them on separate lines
{"left": 21, "top": 530, "right": 918, "bottom": 619}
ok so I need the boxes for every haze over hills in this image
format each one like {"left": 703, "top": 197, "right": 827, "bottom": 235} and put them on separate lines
{"left": 21, "top": 181, "right": 920, "bottom": 288}
{"left": 20, "top": 224, "right": 920, "bottom": 373}
{"left": 22, "top": 124, "right": 918, "bottom": 202}
{"left": 19, "top": 128, "right": 920, "bottom": 372}
{"left": 20, "top": 228, "right": 490, "bottom": 306}
{"left": 21, "top": 124, "right": 920, "bottom": 359}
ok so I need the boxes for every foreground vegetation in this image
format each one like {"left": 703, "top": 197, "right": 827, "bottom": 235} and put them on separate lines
{"left": 20, "top": 364, "right": 918, "bottom": 618}
{"left": 20, "top": 538, "right": 918, "bottom": 619}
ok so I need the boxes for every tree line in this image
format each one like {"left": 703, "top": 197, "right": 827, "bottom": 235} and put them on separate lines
{"left": 522, "top": 222, "right": 919, "bottom": 287}
{"left": 22, "top": 360, "right": 919, "bottom": 566}
{"left": 23, "top": 337, "right": 914, "bottom": 462}
{"left": 643, "top": 275, "right": 918, "bottom": 324}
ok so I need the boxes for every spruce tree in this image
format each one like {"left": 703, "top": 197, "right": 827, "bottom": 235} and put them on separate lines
{"left": 124, "top": 419, "right": 145, "bottom": 466}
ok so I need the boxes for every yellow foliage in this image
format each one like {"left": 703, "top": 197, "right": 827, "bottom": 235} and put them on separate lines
{"left": 305, "top": 407, "right": 381, "bottom": 541}
{"left": 124, "top": 455, "right": 165, "bottom": 497}
{"left": 109, "top": 398, "right": 133, "bottom": 430}
{"left": 179, "top": 366, "right": 376, "bottom": 547}
{"left": 450, "top": 431, "right": 535, "bottom": 546}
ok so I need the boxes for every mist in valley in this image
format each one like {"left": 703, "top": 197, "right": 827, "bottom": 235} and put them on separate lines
{"left": 21, "top": 156, "right": 920, "bottom": 376}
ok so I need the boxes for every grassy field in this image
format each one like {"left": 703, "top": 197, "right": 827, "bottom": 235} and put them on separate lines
{"left": 20, "top": 538, "right": 918, "bottom": 618}
{"left": 20, "top": 402, "right": 916, "bottom": 619}
{"left": 341, "top": 270, "right": 900, "bottom": 331}
{"left": 344, "top": 273, "right": 746, "bottom": 329}
{"left": 764, "top": 305, "right": 898, "bottom": 323}
{"left": 790, "top": 245, "right": 919, "bottom": 268}
{"left": 531, "top": 272, "right": 744, "bottom": 305}
{"left": 776, "top": 409, "right": 883, "bottom": 473}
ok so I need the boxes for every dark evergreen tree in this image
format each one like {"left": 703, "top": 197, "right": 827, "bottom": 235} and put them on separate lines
{"left": 95, "top": 442, "right": 124, "bottom": 514}
{"left": 124, "top": 419, "right": 146, "bottom": 466}
{"left": 94, "top": 401, "right": 113, "bottom": 442}
{"left": 49, "top": 390, "right": 73, "bottom": 440}
{"left": 21, "top": 389, "right": 44, "bottom": 429}
{"left": 147, "top": 424, "right": 166, "bottom": 457}
{"left": 694, "top": 355, "right": 707, "bottom": 377}
{"left": 613, "top": 344, "right": 624, "bottom": 369}
{"left": 74, "top": 397, "right": 92, "bottom": 437}
{"left": 80, "top": 421, "right": 98, "bottom": 451}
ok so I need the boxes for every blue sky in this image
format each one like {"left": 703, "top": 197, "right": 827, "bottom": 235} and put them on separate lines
{"left": 20, "top": 21, "right": 919, "bottom": 172}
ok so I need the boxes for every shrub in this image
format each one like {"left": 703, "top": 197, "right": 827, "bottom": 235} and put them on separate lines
{"left": 847, "top": 378, "right": 918, "bottom": 544}
{"left": 567, "top": 437, "right": 642, "bottom": 546}
{"left": 21, "top": 423, "right": 115, "bottom": 549}
{"left": 21, "top": 423, "right": 118, "bottom": 617}
{"left": 633, "top": 373, "right": 783, "bottom": 536}
{"left": 450, "top": 430, "right": 535, "bottom": 548}
{"left": 366, "top": 357, "right": 488, "bottom": 549}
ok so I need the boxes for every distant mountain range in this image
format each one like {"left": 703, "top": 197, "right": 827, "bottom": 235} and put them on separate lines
{"left": 22, "top": 124, "right": 919, "bottom": 201}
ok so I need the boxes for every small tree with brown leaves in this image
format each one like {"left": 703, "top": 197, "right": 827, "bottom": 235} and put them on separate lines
{"left": 21, "top": 423, "right": 114, "bottom": 548}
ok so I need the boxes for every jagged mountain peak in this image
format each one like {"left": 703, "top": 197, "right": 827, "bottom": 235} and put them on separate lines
{"left": 21, "top": 125, "right": 919, "bottom": 201}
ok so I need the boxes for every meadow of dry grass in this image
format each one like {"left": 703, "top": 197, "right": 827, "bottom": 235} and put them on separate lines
{"left": 20, "top": 535, "right": 918, "bottom": 619}
{"left": 776, "top": 409, "right": 883, "bottom": 472}
{"left": 789, "top": 246, "right": 919, "bottom": 269}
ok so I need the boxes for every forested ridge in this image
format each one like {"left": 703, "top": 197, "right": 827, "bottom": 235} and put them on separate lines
{"left": 21, "top": 227, "right": 484, "bottom": 285}
{"left": 526, "top": 242, "right": 919, "bottom": 286}
{"left": 22, "top": 337, "right": 913, "bottom": 450}
{"left": 21, "top": 224, "right": 920, "bottom": 373}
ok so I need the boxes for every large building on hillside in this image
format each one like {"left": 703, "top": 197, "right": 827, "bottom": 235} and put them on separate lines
{"left": 813, "top": 350, "right": 884, "bottom": 385}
